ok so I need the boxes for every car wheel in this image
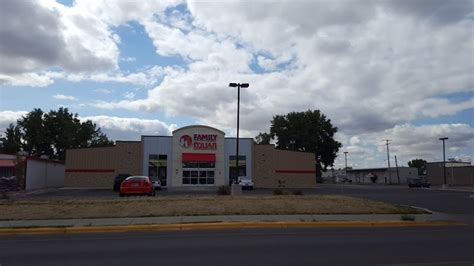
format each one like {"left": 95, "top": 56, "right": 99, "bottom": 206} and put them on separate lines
{"left": 119, "top": 193, "right": 124, "bottom": 197}
{"left": 250, "top": 186, "right": 253, "bottom": 190}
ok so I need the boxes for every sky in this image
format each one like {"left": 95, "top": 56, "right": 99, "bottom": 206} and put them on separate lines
{"left": 0, "top": 0, "right": 473, "bottom": 169}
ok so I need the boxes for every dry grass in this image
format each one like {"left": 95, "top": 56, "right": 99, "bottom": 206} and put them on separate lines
{"left": 0, "top": 195, "right": 425, "bottom": 220}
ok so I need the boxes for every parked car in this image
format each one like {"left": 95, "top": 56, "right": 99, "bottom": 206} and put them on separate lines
{"left": 113, "top": 173, "right": 131, "bottom": 191}
{"left": 341, "top": 177, "right": 353, "bottom": 183}
{"left": 408, "top": 177, "right": 431, "bottom": 188}
{"left": 119, "top": 176, "right": 155, "bottom": 197}
{"left": 150, "top": 177, "right": 161, "bottom": 190}
{"left": 238, "top": 176, "right": 254, "bottom": 190}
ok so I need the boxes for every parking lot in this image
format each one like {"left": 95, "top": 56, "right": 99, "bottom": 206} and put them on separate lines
{"left": 11, "top": 184, "right": 474, "bottom": 215}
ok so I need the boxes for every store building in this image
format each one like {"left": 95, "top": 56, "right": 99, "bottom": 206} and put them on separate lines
{"left": 426, "top": 161, "right": 474, "bottom": 185}
{"left": 65, "top": 125, "right": 317, "bottom": 189}
{"left": 345, "top": 167, "right": 418, "bottom": 184}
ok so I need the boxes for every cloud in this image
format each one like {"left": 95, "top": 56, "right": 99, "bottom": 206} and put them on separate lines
{"left": 0, "top": 111, "right": 27, "bottom": 132}
{"left": 0, "top": 0, "right": 119, "bottom": 76}
{"left": 120, "top": 57, "right": 136, "bottom": 62}
{"left": 123, "top": 92, "right": 135, "bottom": 100}
{"left": 82, "top": 115, "right": 177, "bottom": 140}
{"left": 334, "top": 123, "right": 474, "bottom": 169}
{"left": 53, "top": 94, "right": 77, "bottom": 101}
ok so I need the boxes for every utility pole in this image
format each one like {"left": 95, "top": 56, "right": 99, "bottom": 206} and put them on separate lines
{"left": 439, "top": 137, "right": 448, "bottom": 187}
{"left": 385, "top": 140, "right": 392, "bottom": 184}
{"left": 395, "top": 155, "right": 400, "bottom": 184}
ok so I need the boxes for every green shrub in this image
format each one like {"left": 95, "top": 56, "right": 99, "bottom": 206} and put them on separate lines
{"left": 292, "top": 190, "right": 303, "bottom": 195}
{"left": 400, "top": 214, "right": 416, "bottom": 221}
{"left": 273, "top": 188, "right": 288, "bottom": 195}
{"left": 217, "top": 185, "right": 230, "bottom": 195}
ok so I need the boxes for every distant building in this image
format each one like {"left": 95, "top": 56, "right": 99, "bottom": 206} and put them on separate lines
{"left": 345, "top": 167, "right": 418, "bottom": 184}
{"left": 426, "top": 161, "right": 473, "bottom": 186}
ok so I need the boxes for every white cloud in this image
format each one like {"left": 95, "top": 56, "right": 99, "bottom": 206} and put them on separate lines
{"left": 334, "top": 123, "right": 474, "bottom": 169}
{"left": 120, "top": 57, "right": 136, "bottom": 62}
{"left": 53, "top": 94, "right": 77, "bottom": 101}
{"left": 0, "top": 111, "right": 28, "bottom": 131}
{"left": 82, "top": 115, "right": 177, "bottom": 140}
{"left": 123, "top": 92, "right": 135, "bottom": 100}
{"left": 1, "top": 1, "right": 472, "bottom": 168}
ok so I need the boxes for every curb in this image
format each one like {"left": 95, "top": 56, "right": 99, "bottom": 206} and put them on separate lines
{"left": 0, "top": 220, "right": 466, "bottom": 236}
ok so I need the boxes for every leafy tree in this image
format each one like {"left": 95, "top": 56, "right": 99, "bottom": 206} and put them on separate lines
{"left": 17, "top": 108, "right": 53, "bottom": 157}
{"left": 0, "top": 123, "right": 22, "bottom": 154}
{"left": 2, "top": 108, "right": 114, "bottom": 160}
{"left": 258, "top": 110, "right": 342, "bottom": 182}
{"left": 255, "top": 132, "right": 272, "bottom": 145}
{"left": 408, "top": 158, "right": 427, "bottom": 175}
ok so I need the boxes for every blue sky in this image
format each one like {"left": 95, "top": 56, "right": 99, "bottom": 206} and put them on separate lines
{"left": 0, "top": 0, "right": 473, "bottom": 168}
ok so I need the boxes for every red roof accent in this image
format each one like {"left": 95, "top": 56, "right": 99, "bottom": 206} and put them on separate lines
{"left": 65, "top": 169, "right": 115, "bottom": 173}
{"left": 0, "top": 160, "right": 15, "bottom": 167}
{"left": 275, "top": 170, "right": 316, "bottom": 174}
{"left": 182, "top": 153, "right": 216, "bottom": 162}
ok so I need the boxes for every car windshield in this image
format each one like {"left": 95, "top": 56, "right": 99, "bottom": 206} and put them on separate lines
{"left": 125, "top": 176, "right": 148, "bottom": 182}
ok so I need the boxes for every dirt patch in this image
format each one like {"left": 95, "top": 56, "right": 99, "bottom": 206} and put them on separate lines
{"left": 0, "top": 195, "right": 425, "bottom": 220}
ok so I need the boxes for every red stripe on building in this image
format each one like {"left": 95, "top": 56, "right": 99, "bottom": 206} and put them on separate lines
{"left": 0, "top": 160, "right": 15, "bottom": 167}
{"left": 65, "top": 169, "right": 115, "bottom": 173}
{"left": 182, "top": 153, "right": 216, "bottom": 162}
{"left": 275, "top": 170, "right": 316, "bottom": 174}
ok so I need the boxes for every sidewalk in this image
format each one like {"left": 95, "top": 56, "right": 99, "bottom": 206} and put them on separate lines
{"left": 430, "top": 185, "right": 474, "bottom": 193}
{"left": 0, "top": 213, "right": 459, "bottom": 229}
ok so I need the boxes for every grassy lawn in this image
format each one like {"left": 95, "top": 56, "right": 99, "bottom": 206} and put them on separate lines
{"left": 0, "top": 195, "right": 426, "bottom": 220}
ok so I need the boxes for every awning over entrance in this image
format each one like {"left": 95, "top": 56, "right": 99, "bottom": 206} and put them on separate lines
{"left": 182, "top": 153, "right": 216, "bottom": 162}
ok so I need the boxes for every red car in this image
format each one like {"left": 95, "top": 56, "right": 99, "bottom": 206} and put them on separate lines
{"left": 119, "top": 176, "right": 155, "bottom": 197}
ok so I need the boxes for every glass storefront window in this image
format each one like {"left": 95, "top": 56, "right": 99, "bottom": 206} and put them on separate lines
{"left": 149, "top": 154, "right": 167, "bottom": 186}
{"left": 182, "top": 160, "right": 215, "bottom": 185}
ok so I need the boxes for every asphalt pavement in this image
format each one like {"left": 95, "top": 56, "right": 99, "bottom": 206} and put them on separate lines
{"left": 1, "top": 226, "right": 473, "bottom": 266}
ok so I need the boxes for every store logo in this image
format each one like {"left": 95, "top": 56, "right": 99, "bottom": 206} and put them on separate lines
{"left": 179, "top": 135, "right": 193, "bottom": 148}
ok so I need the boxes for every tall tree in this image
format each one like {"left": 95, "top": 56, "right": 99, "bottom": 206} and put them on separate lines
{"left": 0, "top": 123, "right": 22, "bottom": 154}
{"left": 17, "top": 108, "right": 53, "bottom": 157}
{"left": 408, "top": 158, "right": 427, "bottom": 175}
{"left": 255, "top": 132, "right": 272, "bottom": 145}
{"left": 258, "top": 110, "right": 342, "bottom": 182}
{"left": 2, "top": 108, "right": 114, "bottom": 160}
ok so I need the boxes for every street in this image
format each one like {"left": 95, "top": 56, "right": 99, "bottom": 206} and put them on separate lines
{"left": 1, "top": 226, "right": 473, "bottom": 265}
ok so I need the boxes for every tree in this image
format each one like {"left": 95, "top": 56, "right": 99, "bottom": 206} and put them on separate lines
{"left": 17, "top": 108, "right": 53, "bottom": 157}
{"left": 255, "top": 132, "right": 272, "bottom": 145}
{"left": 258, "top": 110, "right": 342, "bottom": 182}
{"left": 2, "top": 108, "right": 114, "bottom": 160}
{"left": 408, "top": 159, "right": 427, "bottom": 175}
{"left": 0, "top": 123, "right": 22, "bottom": 154}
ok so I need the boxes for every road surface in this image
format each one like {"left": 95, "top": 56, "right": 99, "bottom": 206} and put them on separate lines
{"left": 1, "top": 226, "right": 473, "bottom": 265}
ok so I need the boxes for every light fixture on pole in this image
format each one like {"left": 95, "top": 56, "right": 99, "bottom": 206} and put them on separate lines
{"left": 229, "top": 82, "right": 249, "bottom": 185}
{"left": 439, "top": 137, "right": 448, "bottom": 187}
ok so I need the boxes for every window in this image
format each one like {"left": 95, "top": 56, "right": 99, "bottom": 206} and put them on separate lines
{"left": 182, "top": 160, "right": 215, "bottom": 185}
{"left": 149, "top": 154, "right": 167, "bottom": 186}
{"left": 229, "top": 155, "right": 246, "bottom": 183}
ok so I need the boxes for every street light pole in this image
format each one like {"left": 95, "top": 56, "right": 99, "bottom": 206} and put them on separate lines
{"left": 229, "top": 83, "right": 249, "bottom": 185}
{"left": 344, "top": 151, "right": 348, "bottom": 181}
{"left": 439, "top": 137, "right": 448, "bottom": 187}
{"left": 385, "top": 139, "right": 392, "bottom": 184}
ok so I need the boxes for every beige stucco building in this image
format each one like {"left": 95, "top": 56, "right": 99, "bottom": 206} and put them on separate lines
{"left": 65, "top": 125, "right": 316, "bottom": 189}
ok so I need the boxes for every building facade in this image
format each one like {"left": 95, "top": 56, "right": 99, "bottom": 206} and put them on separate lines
{"left": 346, "top": 167, "right": 418, "bottom": 184}
{"left": 426, "top": 162, "right": 474, "bottom": 185}
{"left": 65, "top": 125, "right": 317, "bottom": 189}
